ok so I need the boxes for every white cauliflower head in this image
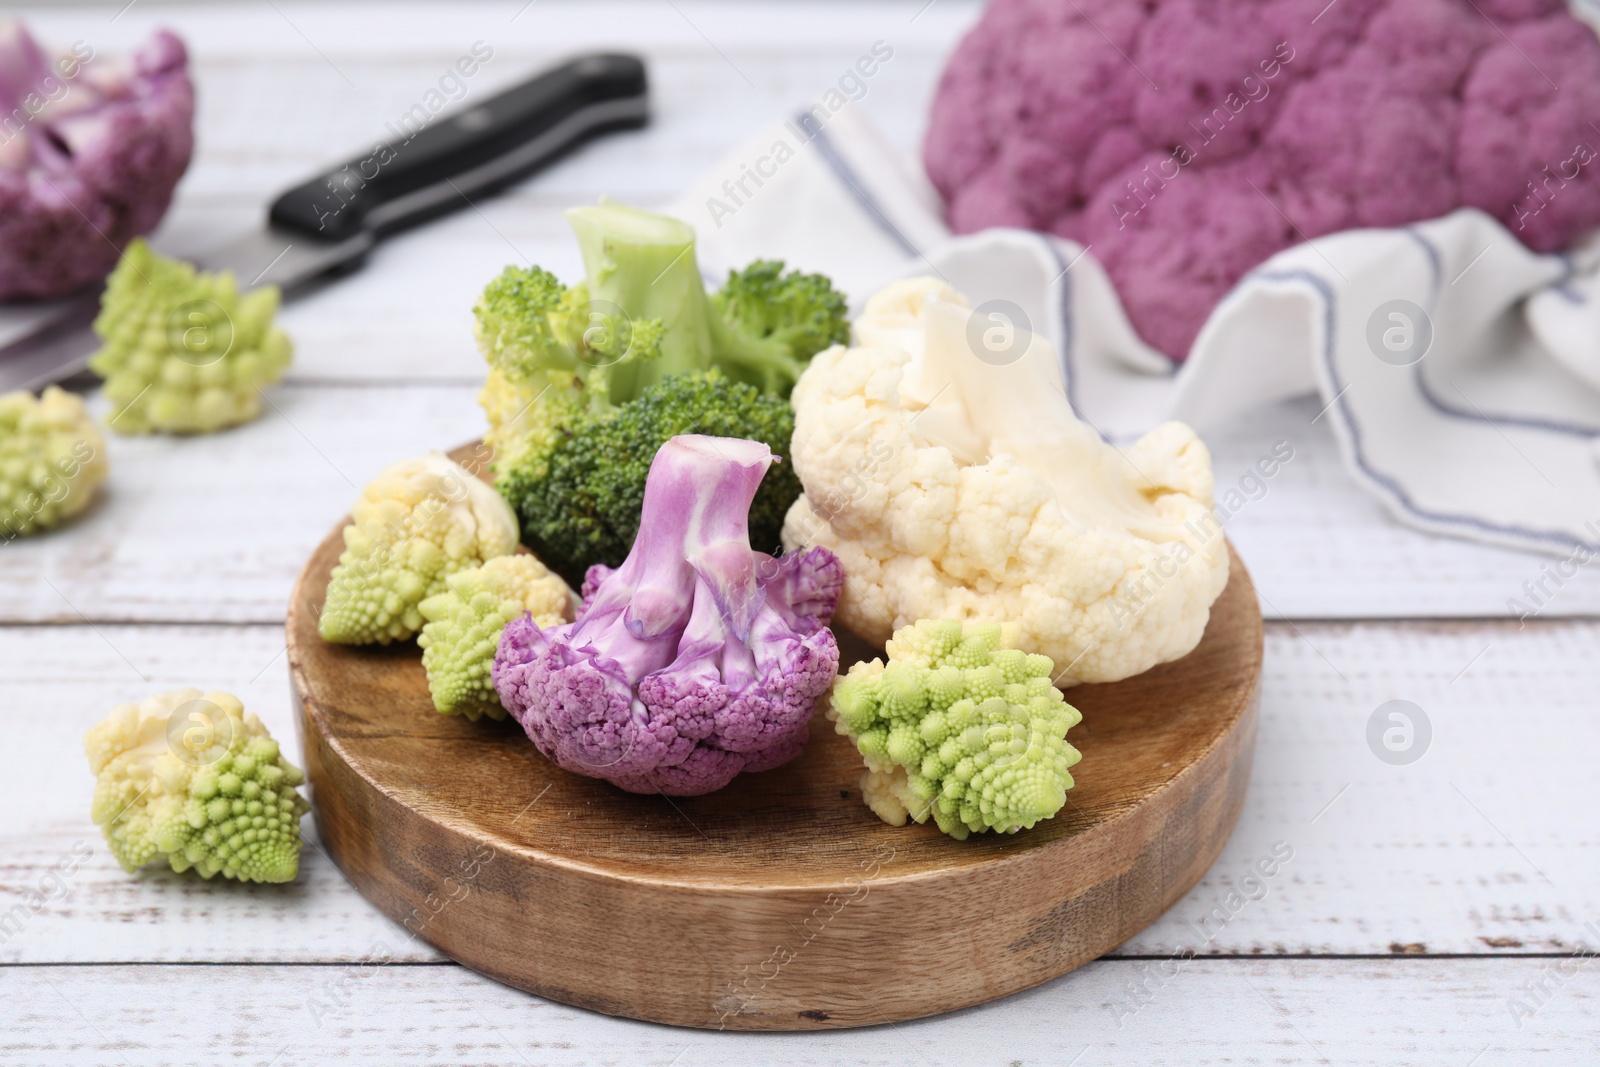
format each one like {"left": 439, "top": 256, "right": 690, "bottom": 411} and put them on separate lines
{"left": 782, "top": 277, "right": 1229, "bottom": 685}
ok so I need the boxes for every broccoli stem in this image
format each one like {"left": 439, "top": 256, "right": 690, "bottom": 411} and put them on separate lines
{"left": 562, "top": 202, "right": 817, "bottom": 401}
{"left": 706, "top": 315, "right": 807, "bottom": 395}
{"left": 565, "top": 202, "right": 716, "bottom": 403}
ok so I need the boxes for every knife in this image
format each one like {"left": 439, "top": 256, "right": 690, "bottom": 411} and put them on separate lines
{"left": 0, "top": 52, "right": 649, "bottom": 394}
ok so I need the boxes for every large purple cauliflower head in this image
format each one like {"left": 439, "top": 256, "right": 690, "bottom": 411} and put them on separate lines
{"left": 924, "top": 0, "right": 1600, "bottom": 358}
{"left": 494, "top": 435, "right": 844, "bottom": 796}
{"left": 0, "top": 21, "right": 194, "bottom": 301}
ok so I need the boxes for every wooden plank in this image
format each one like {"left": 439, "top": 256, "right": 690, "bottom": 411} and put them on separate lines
{"left": 4, "top": 620, "right": 1596, "bottom": 965}
{"left": 3, "top": 958, "right": 1594, "bottom": 1062}
{"left": 0, "top": 385, "right": 486, "bottom": 625}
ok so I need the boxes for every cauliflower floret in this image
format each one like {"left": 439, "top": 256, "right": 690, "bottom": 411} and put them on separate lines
{"left": 0, "top": 23, "right": 193, "bottom": 300}
{"left": 783, "top": 277, "right": 1229, "bottom": 685}
{"left": 417, "top": 554, "right": 574, "bottom": 721}
{"left": 319, "top": 453, "right": 519, "bottom": 645}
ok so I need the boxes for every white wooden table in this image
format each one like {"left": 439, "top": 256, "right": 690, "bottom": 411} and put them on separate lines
{"left": 5, "top": 3, "right": 1599, "bottom": 1063}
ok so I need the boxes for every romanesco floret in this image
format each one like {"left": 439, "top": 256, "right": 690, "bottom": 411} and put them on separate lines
{"left": 89, "top": 239, "right": 292, "bottom": 435}
{"left": 1, "top": 386, "right": 107, "bottom": 538}
{"left": 85, "top": 689, "right": 311, "bottom": 883}
{"left": 829, "top": 619, "right": 1083, "bottom": 840}
{"left": 320, "top": 452, "right": 520, "bottom": 645}
{"left": 417, "top": 554, "right": 573, "bottom": 720}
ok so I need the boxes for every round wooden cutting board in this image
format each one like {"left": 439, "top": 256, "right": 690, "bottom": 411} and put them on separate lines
{"left": 286, "top": 448, "right": 1263, "bottom": 1032}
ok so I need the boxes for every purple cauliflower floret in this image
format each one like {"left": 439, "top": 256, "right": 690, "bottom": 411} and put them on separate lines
{"left": 924, "top": 0, "right": 1600, "bottom": 358}
{"left": 0, "top": 21, "right": 194, "bottom": 301}
{"left": 494, "top": 435, "right": 843, "bottom": 795}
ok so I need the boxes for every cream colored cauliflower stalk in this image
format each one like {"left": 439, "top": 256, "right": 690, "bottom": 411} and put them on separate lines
{"left": 782, "top": 278, "right": 1229, "bottom": 685}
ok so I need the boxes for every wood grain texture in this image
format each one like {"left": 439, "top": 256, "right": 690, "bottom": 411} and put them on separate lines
{"left": 285, "top": 465, "right": 1262, "bottom": 1029}
{"left": 7, "top": 958, "right": 1595, "bottom": 1066}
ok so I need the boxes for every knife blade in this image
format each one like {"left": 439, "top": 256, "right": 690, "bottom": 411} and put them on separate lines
{"left": 0, "top": 52, "right": 649, "bottom": 394}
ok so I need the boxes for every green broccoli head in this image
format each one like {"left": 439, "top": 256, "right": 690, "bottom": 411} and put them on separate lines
{"left": 710, "top": 259, "right": 851, "bottom": 392}
{"left": 475, "top": 203, "right": 846, "bottom": 484}
{"left": 473, "top": 263, "right": 664, "bottom": 403}
{"left": 85, "top": 689, "right": 311, "bottom": 883}
{"left": 497, "top": 370, "right": 802, "bottom": 586}
{"left": 830, "top": 620, "right": 1083, "bottom": 840}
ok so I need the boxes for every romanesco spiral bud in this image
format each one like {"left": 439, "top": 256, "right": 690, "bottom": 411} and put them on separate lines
{"left": 829, "top": 619, "right": 1082, "bottom": 840}
{"left": 418, "top": 554, "right": 573, "bottom": 720}
{"left": 320, "top": 453, "right": 520, "bottom": 645}
{"left": 89, "top": 239, "right": 292, "bottom": 435}
{"left": 0, "top": 386, "right": 107, "bottom": 538}
{"left": 85, "top": 689, "right": 311, "bottom": 883}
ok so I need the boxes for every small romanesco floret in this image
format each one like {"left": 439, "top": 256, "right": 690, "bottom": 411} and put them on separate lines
{"left": 85, "top": 689, "right": 311, "bottom": 883}
{"left": 319, "top": 452, "right": 519, "bottom": 645}
{"left": 89, "top": 239, "right": 292, "bottom": 435}
{"left": 829, "top": 619, "right": 1083, "bottom": 840}
{"left": 1, "top": 386, "right": 107, "bottom": 538}
{"left": 417, "top": 554, "right": 573, "bottom": 721}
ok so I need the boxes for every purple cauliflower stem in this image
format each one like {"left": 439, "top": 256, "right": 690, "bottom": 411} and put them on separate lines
{"left": 924, "top": 0, "right": 1600, "bottom": 358}
{"left": 0, "top": 21, "right": 193, "bottom": 301}
{"left": 494, "top": 435, "right": 843, "bottom": 795}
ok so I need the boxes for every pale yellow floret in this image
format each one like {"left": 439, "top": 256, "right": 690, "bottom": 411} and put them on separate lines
{"left": 319, "top": 452, "right": 520, "bottom": 645}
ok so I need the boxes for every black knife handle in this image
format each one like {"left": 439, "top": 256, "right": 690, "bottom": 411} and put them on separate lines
{"left": 268, "top": 53, "right": 648, "bottom": 243}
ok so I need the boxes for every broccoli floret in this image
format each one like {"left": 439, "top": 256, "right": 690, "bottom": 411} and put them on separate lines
{"left": 829, "top": 620, "right": 1084, "bottom": 840}
{"left": 499, "top": 370, "right": 801, "bottom": 586}
{"left": 475, "top": 203, "right": 847, "bottom": 580}
{"left": 494, "top": 435, "right": 844, "bottom": 795}
{"left": 319, "top": 453, "right": 519, "bottom": 645}
{"left": 710, "top": 259, "right": 851, "bottom": 394}
{"left": 89, "top": 240, "right": 292, "bottom": 435}
{"left": 417, "top": 554, "right": 572, "bottom": 721}
{"left": 85, "top": 689, "right": 311, "bottom": 883}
